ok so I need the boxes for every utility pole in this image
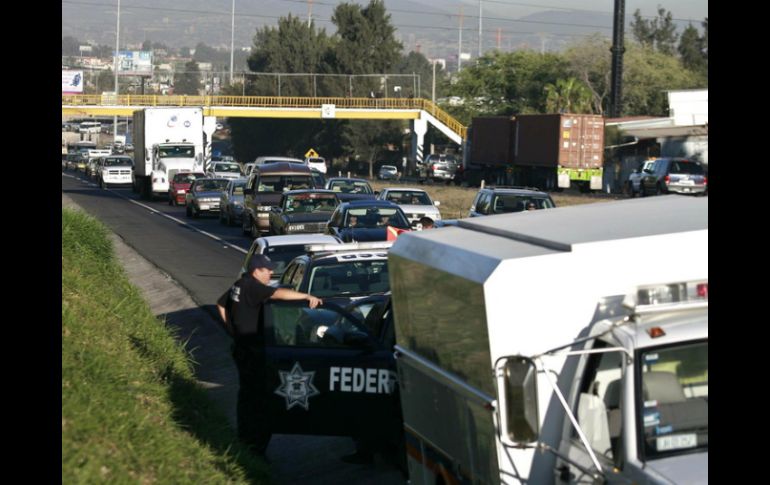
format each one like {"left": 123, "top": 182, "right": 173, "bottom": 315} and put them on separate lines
{"left": 478, "top": 0, "right": 483, "bottom": 57}
{"left": 230, "top": 0, "right": 235, "bottom": 85}
{"left": 609, "top": 0, "right": 625, "bottom": 117}
{"left": 431, "top": 60, "right": 436, "bottom": 103}
{"left": 307, "top": 0, "right": 313, "bottom": 27}
{"left": 113, "top": 0, "right": 121, "bottom": 139}
{"left": 497, "top": 28, "right": 501, "bottom": 50}
{"left": 458, "top": 6, "right": 464, "bottom": 72}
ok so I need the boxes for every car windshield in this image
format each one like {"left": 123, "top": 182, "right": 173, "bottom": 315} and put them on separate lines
{"left": 670, "top": 161, "right": 704, "bottom": 175}
{"left": 103, "top": 157, "right": 131, "bottom": 167}
{"left": 174, "top": 173, "right": 200, "bottom": 183}
{"left": 231, "top": 182, "right": 246, "bottom": 195}
{"left": 258, "top": 175, "right": 314, "bottom": 192}
{"left": 308, "top": 260, "right": 390, "bottom": 298}
{"left": 284, "top": 194, "right": 338, "bottom": 213}
{"left": 638, "top": 341, "right": 708, "bottom": 460}
{"left": 263, "top": 245, "right": 309, "bottom": 277}
{"left": 329, "top": 181, "right": 372, "bottom": 194}
{"left": 195, "top": 180, "right": 228, "bottom": 192}
{"left": 492, "top": 195, "right": 554, "bottom": 213}
{"left": 386, "top": 191, "right": 431, "bottom": 205}
{"left": 215, "top": 163, "right": 241, "bottom": 172}
{"left": 345, "top": 207, "right": 410, "bottom": 229}
{"left": 159, "top": 146, "right": 195, "bottom": 158}
{"left": 381, "top": 166, "right": 396, "bottom": 172}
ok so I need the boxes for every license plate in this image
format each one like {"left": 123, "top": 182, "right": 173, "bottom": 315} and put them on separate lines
{"left": 679, "top": 179, "right": 694, "bottom": 185}
{"left": 656, "top": 433, "right": 697, "bottom": 451}
{"left": 200, "top": 205, "right": 210, "bottom": 210}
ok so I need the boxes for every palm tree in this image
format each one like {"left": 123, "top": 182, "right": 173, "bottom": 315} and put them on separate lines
{"left": 543, "top": 78, "right": 593, "bottom": 113}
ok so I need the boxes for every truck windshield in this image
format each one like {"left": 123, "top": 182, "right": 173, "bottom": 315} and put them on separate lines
{"left": 638, "top": 340, "right": 708, "bottom": 460}
{"left": 159, "top": 146, "right": 195, "bottom": 158}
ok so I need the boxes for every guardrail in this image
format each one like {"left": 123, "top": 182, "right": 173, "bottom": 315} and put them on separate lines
{"left": 61, "top": 94, "right": 468, "bottom": 140}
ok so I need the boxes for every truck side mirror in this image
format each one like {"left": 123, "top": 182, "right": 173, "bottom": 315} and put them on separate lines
{"left": 498, "top": 356, "right": 539, "bottom": 444}
{"left": 434, "top": 201, "right": 441, "bottom": 206}
{"left": 243, "top": 188, "right": 253, "bottom": 195}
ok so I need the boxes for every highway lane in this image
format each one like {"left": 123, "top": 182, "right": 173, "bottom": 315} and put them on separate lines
{"left": 61, "top": 170, "right": 406, "bottom": 484}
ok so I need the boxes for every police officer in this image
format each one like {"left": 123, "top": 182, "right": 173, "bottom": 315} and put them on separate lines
{"left": 217, "top": 254, "right": 323, "bottom": 456}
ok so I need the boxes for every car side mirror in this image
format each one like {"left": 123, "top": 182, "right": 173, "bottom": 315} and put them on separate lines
{"left": 434, "top": 201, "right": 441, "bottom": 206}
{"left": 374, "top": 191, "right": 380, "bottom": 196}
{"left": 243, "top": 188, "right": 253, "bottom": 195}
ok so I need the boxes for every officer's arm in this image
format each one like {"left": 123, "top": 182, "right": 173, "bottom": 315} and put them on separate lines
{"left": 272, "top": 288, "right": 323, "bottom": 308}
{"left": 216, "top": 303, "right": 234, "bottom": 335}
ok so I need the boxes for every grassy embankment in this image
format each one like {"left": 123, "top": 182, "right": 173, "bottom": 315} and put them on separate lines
{"left": 62, "top": 208, "right": 269, "bottom": 483}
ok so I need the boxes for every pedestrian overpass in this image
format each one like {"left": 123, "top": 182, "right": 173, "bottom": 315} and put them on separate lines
{"left": 61, "top": 94, "right": 467, "bottom": 163}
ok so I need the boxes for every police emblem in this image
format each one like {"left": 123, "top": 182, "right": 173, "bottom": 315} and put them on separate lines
{"left": 274, "top": 362, "right": 320, "bottom": 410}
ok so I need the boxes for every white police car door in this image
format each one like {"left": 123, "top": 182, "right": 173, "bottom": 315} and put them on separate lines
{"left": 261, "top": 300, "right": 398, "bottom": 438}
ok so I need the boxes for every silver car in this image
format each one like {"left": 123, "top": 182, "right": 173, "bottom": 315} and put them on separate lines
{"left": 377, "top": 165, "right": 398, "bottom": 180}
{"left": 219, "top": 178, "right": 248, "bottom": 226}
{"left": 423, "top": 154, "right": 459, "bottom": 183}
{"left": 376, "top": 188, "right": 441, "bottom": 228}
{"left": 206, "top": 161, "right": 243, "bottom": 180}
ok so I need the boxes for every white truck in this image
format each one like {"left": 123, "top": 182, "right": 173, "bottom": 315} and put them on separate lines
{"left": 132, "top": 107, "right": 217, "bottom": 199}
{"left": 388, "top": 195, "right": 708, "bottom": 484}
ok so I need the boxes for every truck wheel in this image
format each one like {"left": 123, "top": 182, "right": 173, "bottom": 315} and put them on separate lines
{"left": 656, "top": 184, "right": 664, "bottom": 195}
{"left": 242, "top": 216, "right": 251, "bottom": 236}
{"left": 219, "top": 210, "right": 226, "bottom": 225}
{"left": 168, "top": 195, "right": 173, "bottom": 206}
{"left": 186, "top": 205, "right": 192, "bottom": 217}
{"left": 192, "top": 206, "right": 199, "bottom": 218}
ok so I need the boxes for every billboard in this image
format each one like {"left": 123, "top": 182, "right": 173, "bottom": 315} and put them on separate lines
{"left": 62, "top": 70, "right": 84, "bottom": 94}
{"left": 116, "top": 50, "right": 153, "bottom": 76}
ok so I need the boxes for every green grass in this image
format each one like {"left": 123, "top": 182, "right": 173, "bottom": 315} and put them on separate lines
{"left": 62, "top": 208, "right": 269, "bottom": 484}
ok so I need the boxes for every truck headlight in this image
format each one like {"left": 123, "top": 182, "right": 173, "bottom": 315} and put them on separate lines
{"left": 258, "top": 205, "right": 273, "bottom": 211}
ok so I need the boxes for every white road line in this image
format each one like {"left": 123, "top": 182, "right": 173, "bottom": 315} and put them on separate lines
{"left": 62, "top": 171, "right": 249, "bottom": 255}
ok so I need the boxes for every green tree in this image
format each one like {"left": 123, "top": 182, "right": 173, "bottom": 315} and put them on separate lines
{"left": 543, "top": 78, "right": 593, "bottom": 113}
{"left": 562, "top": 34, "right": 611, "bottom": 114}
{"left": 447, "top": 50, "right": 567, "bottom": 121}
{"left": 248, "top": 15, "right": 333, "bottom": 96}
{"left": 174, "top": 60, "right": 201, "bottom": 95}
{"left": 631, "top": 7, "right": 679, "bottom": 55}
{"left": 622, "top": 44, "right": 699, "bottom": 116}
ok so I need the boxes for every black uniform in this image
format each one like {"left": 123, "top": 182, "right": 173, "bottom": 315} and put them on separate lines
{"left": 217, "top": 274, "right": 277, "bottom": 453}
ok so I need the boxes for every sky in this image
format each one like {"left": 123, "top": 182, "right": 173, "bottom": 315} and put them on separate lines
{"left": 61, "top": 0, "right": 708, "bottom": 52}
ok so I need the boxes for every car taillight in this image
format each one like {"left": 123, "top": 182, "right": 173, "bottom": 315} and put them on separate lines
{"left": 703, "top": 176, "right": 707, "bottom": 185}
{"left": 432, "top": 164, "right": 437, "bottom": 170}
{"left": 664, "top": 175, "right": 670, "bottom": 185}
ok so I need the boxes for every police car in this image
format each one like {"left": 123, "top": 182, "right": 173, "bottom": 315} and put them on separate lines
{"left": 260, "top": 293, "right": 403, "bottom": 456}
{"left": 240, "top": 234, "right": 341, "bottom": 283}
{"left": 278, "top": 241, "right": 392, "bottom": 306}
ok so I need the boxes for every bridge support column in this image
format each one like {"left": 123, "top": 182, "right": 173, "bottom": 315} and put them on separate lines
{"left": 410, "top": 116, "right": 428, "bottom": 165}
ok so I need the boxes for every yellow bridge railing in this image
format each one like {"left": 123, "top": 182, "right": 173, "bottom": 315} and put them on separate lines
{"left": 61, "top": 94, "right": 468, "bottom": 140}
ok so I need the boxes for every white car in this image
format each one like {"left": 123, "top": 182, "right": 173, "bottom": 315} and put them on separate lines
{"left": 206, "top": 161, "right": 243, "bottom": 179}
{"left": 376, "top": 187, "right": 442, "bottom": 228}
{"left": 305, "top": 156, "right": 327, "bottom": 174}
{"left": 241, "top": 234, "right": 341, "bottom": 284}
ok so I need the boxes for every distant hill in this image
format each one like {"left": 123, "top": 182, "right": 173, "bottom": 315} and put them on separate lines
{"left": 62, "top": 0, "right": 700, "bottom": 59}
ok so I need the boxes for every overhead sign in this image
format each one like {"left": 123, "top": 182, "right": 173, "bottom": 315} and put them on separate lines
{"left": 305, "top": 148, "right": 319, "bottom": 158}
{"left": 62, "top": 70, "right": 84, "bottom": 94}
{"left": 321, "top": 104, "right": 336, "bottom": 119}
{"left": 116, "top": 50, "right": 153, "bottom": 76}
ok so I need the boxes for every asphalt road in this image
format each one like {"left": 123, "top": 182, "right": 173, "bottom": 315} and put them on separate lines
{"left": 61, "top": 169, "right": 406, "bottom": 484}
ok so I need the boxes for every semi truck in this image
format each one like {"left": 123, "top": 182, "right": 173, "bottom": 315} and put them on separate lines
{"left": 388, "top": 195, "right": 707, "bottom": 484}
{"left": 464, "top": 114, "right": 605, "bottom": 192}
{"left": 132, "top": 107, "right": 216, "bottom": 199}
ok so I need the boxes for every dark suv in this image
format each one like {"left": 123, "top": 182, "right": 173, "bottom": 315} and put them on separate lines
{"left": 468, "top": 186, "right": 555, "bottom": 217}
{"left": 242, "top": 162, "right": 315, "bottom": 238}
{"left": 640, "top": 158, "right": 707, "bottom": 196}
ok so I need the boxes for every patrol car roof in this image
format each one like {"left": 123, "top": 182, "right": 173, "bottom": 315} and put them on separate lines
{"left": 260, "top": 234, "right": 341, "bottom": 247}
{"left": 456, "top": 195, "right": 707, "bottom": 251}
